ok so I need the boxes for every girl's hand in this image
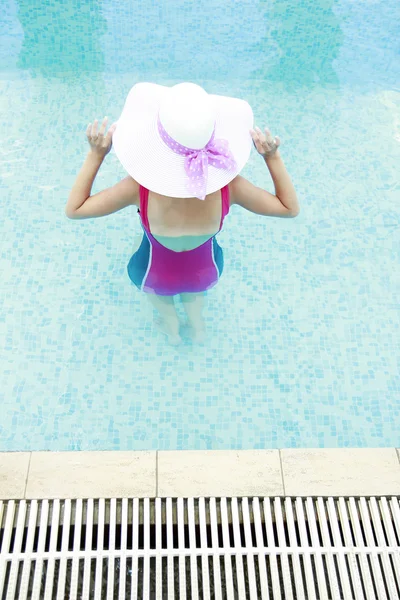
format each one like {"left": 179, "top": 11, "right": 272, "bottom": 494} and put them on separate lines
{"left": 250, "top": 126, "right": 280, "bottom": 159}
{"left": 86, "top": 117, "right": 117, "bottom": 157}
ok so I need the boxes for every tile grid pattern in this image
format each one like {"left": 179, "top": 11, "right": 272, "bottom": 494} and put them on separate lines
{"left": 1, "top": 0, "right": 400, "bottom": 451}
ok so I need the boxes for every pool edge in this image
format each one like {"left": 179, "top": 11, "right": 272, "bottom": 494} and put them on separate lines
{"left": 1, "top": 448, "right": 400, "bottom": 500}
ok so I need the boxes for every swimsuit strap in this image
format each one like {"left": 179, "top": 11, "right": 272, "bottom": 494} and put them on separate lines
{"left": 139, "top": 185, "right": 150, "bottom": 230}
{"left": 219, "top": 184, "right": 230, "bottom": 230}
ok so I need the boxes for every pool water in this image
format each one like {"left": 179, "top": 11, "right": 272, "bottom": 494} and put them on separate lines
{"left": 1, "top": 0, "right": 399, "bottom": 451}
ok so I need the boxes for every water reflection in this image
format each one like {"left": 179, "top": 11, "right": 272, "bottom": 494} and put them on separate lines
{"left": 254, "top": 0, "right": 344, "bottom": 88}
{"left": 13, "top": 0, "right": 344, "bottom": 86}
{"left": 16, "top": 0, "right": 106, "bottom": 77}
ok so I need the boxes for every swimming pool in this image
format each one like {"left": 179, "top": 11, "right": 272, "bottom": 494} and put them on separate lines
{"left": 1, "top": 0, "right": 399, "bottom": 452}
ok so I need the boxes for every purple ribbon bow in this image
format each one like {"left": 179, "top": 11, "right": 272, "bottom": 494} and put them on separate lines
{"left": 157, "top": 117, "right": 237, "bottom": 200}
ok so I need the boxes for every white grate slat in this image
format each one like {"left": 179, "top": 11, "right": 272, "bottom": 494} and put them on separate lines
{"left": 6, "top": 500, "right": 26, "bottom": 600}
{"left": 390, "top": 496, "right": 400, "bottom": 536}
{"left": 155, "top": 498, "right": 162, "bottom": 599}
{"left": 56, "top": 499, "right": 71, "bottom": 600}
{"left": 82, "top": 498, "right": 94, "bottom": 600}
{"left": 94, "top": 499, "right": 105, "bottom": 600}
{"left": 272, "top": 497, "right": 290, "bottom": 600}
{"left": 130, "top": 497, "right": 139, "bottom": 600}
{"left": 305, "top": 497, "right": 330, "bottom": 599}
{"left": 263, "top": 498, "right": 282, "bottom": 600}
{"left": 1, "top": 496, "right": 399, "bottom": 599}
{"left": 209, "top": 497, "right": 223, "bottom": 600}
{"left": 0, "top": 501, "right": 5, "bottom": 593}
{"left": 316, "top": 496, "right": 342, "bottom": 600}
{"left": 19, "top": 500, "right": 38, "bottom": 599}
{"left": 177, "top": 497, "right": 187, "bottom": 599}
{"left": 348, "top": 497, "right": 376, "bottom": 599}
{"left": 31, "top": 499, "right": 49, "bottom": 600}
{"left": 118, "top": 498, "right": 128, "bottom": 600}
{"left": 166, "top": 497, "right": 174, "bottom": 600}
{"left": 294, "top": 498, "right": 317, "bottom": 600}
{"left": 220, "top": 497, "right": 235, "bottom": 599}
{"left": 336, "top": 497, "right": 365, "bottom": 600}
{"left": 70, "top": 498, "right": 82, "bottom": 599}
{"left": 199, "top": 497, "right": 211, "bottom": 600}
{"left": 285, "top": 498, "right": 306, "bottom": 600}
{"left": 106, "top": 497, "right": 116, "bottom": 600}
{"left": 143, "top": 497, "right": 151, "bottom": 600}
{"left": 369, "top": 497, "right": 398, "bottom": 597}
{"left": 43, "top": 498, "right": 60, "bottom": 600}
{"left": 241, "top": 498, "right": 259, "bottom": 600}
{"left": 187, "top": 497, "right": 199, "bottom": 599}
{"left": 231, "top": 497, "right": 247, "bottom": 598}
{"left": 380, "top": 497, "right": 400, "bottom": 589}
{"left": 252, "top": 498, "right": 270, "bottom": 600}
{"left": 359, "top": 497, "right": 388, "bottom": 598}
{"left": 326, "top": 497, "right": 353, "bottom": 599}
{"left": 2, "top": 502, "right": 17, "bottom": 597}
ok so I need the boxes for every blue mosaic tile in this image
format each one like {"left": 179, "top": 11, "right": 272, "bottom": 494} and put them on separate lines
{"left": 0, "top": 0, "right": 399, "bottom": 451}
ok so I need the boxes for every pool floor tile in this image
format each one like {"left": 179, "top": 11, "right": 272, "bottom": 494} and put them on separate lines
{"left": 25, "top": 451, "right": 156, "bottom": 499}
{"left": 0, "top": 452, "right": 31, "bottom": 499}
{"left": 158, "top": 449, "right": 283, "bottom": 497}
{"left": 281, "top": 448, "right": 400, "bottom": 496}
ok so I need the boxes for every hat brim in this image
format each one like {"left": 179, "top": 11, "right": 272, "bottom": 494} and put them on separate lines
{"left": 112, "top": 82, "right": 254, "bottom": 198}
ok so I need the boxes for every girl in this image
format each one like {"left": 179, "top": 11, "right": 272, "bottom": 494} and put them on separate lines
{"left": 66, "top": 82, "right": 299, "bottom": 344}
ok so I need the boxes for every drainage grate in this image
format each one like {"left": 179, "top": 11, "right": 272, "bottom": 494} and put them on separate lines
{"left": 0, "top": 496, "right": 399, "bottom": 599}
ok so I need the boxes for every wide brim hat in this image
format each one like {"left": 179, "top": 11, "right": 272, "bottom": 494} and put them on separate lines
{"left": 112, "top": 82, "right": 254, "bottom": 198}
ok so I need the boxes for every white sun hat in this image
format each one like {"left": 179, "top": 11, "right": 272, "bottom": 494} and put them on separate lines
{"left": 112, "top": 82, "right": 254, "bottom": 200}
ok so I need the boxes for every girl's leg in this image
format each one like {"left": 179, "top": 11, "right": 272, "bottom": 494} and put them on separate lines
{"left": 147, "top": 294, "right": 181, "bottom": 345}
{"left": 180, "top": 292, "right": 206, "bottom": 342}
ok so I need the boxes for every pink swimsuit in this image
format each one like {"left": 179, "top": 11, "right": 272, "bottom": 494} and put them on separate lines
{"left": 127, "top": 185, "right": 230, "bottom": 296}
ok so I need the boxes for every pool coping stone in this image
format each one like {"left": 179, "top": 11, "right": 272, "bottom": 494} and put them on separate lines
{"left": 1, "top": 448, "right": 400, "bottom": 500}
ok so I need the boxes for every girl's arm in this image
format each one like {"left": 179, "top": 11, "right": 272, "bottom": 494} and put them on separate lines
{"left": 230, "top": 127, "right": 299, "bottom": 218}
{"left": 65, "top": 117, "right": 139, "bottom": 220}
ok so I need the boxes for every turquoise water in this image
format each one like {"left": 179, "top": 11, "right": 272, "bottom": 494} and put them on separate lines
{"left": 1, "top": 0, "right": 399, "bottom": 451}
